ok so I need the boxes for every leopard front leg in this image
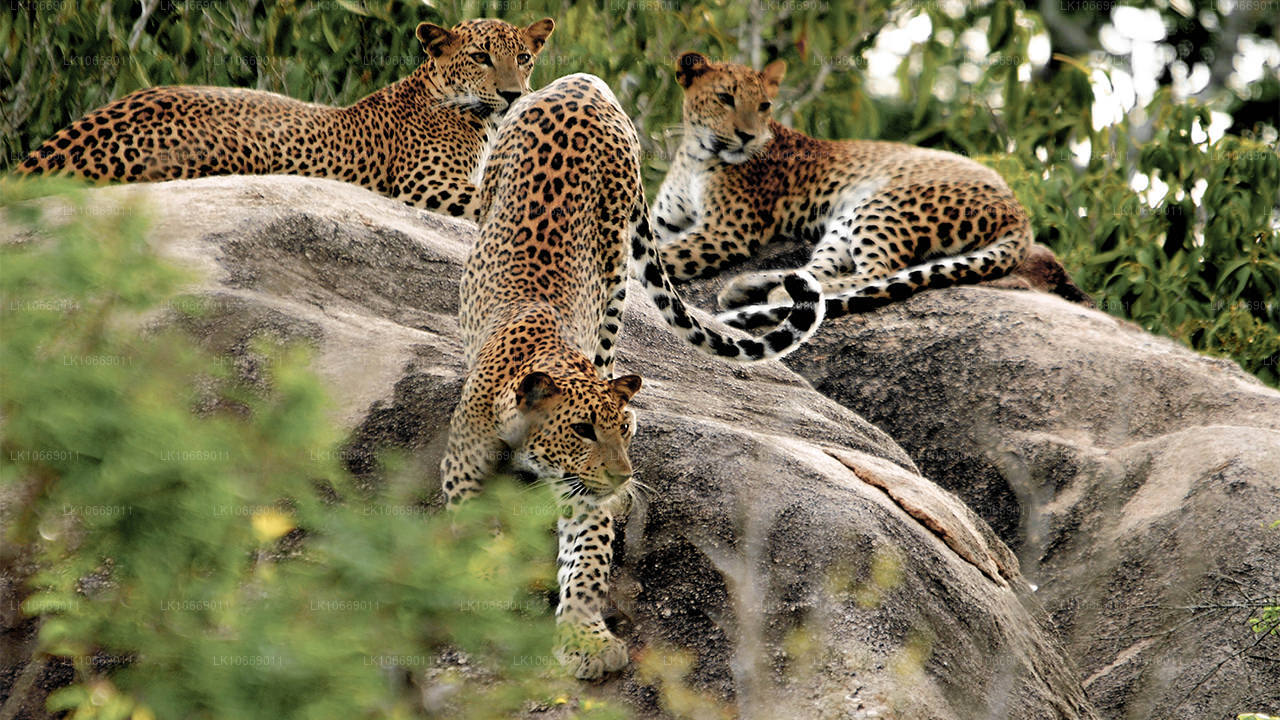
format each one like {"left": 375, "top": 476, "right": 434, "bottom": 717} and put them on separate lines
{"left": 659, "top": 226, "right": 763, "bottom": 282}
{"left": 651, "top": 156, "right": 699, "bottom": 245}
{"left": 553, "top": 505, "right": 628, "bottom": 679}
{"left": 655, "top": 159, "right": 771, "bottom": 282}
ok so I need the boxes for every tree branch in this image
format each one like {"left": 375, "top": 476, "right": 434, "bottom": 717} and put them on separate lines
{"left": 128, "top": 0, "right": 161, "bottom": 52}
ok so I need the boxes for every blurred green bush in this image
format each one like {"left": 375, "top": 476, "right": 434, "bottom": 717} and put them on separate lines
{"left": 0, "top": 178, "right": 622, "bottom": 718}
{"left": 4, "top": 0, "right": 1274, "bottom": 384}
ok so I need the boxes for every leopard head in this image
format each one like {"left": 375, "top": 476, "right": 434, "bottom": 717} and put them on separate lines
{"left": 416, "top": 18, "right": 554, "bottom": 118}
{"left": 674, "top": 52, "right": 785, "bottom": 164}
{"left": 503, "top": 371, "right": 641, "bottom": 505}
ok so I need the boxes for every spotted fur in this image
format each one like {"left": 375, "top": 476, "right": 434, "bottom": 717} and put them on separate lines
{"left": 441, "top": 72, "right": 822, "bottom": 679}
{"left": 653, "top": 53, "right": 1032, "bottom": 331}
{"left": 16, "top": 18, "right": 554, "bottom": 220}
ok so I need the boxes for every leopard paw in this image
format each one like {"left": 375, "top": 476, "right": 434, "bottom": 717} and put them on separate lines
{"left": 555, "top": 625, "right": 629, "bottom": 680}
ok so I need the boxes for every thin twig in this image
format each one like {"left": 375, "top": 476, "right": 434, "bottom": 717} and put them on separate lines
{"left": 781, "top": 34, "right": 861, "bottom": 126}
{"left": 1171, "top": 626, "right": 1277, "bottom": 713}
{"left": 127, "top": 0, "right": 161, "bottom": 52}
{"left": 1129, "top": 601, "right": 1277, "bottom": 613}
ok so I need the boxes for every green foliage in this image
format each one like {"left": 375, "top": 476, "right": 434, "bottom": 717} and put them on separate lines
{"left": 0, "top": 178, "right": 618, "bottom": 718}
{"left": 1, "top": 0, "right": 449, "bottom": 166}
{"left": 1250, "top": 520, "right": 1280, "bottom": 640}
{"left": 1252, "top": 603, "right": 1280, "bottom": 637}
{"left": 4, "top": 1, "right": 1275, "bottom": 385}
{"left": 981, "top": 76, "right": 1280, "bottom": 385}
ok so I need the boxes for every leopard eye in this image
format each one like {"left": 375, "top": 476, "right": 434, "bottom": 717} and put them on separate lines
{"left": 517, "top": 53, "right": 532, "bottom": 64}
{"left": 716, "top": 92, "right": 735, "bottom": 107}
{"left": 570, "top": 423, "right": 597, "bottom": 441}
{"left": 470, "top": 52, "right": 492, "bottom": 65}
{"left": 759, "top": 101, "right": 772, "bottom": 112}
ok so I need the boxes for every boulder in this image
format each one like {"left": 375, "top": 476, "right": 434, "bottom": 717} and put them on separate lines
{"left": 9, "top": 176, "right": 1102, "bottom": 719}
{"left": 740, "top": 277, "right": 1280, "bottom": 719}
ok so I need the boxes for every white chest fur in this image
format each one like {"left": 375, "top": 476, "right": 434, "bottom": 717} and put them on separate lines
{"left": 470, "top": 122, "right": 500, "bottom": 188}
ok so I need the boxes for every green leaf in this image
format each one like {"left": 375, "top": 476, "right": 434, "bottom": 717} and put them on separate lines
{"left": 46, "top": 685, "right": 90, "bottom": 712}
{"left": 913, "top": 43, "right": 939, "bottom": 128}
{"left": 336, "top": 0, "right": 371, "bottom": 17}
{"left": 322, "top": 14, "right": 341, "bottom": 55}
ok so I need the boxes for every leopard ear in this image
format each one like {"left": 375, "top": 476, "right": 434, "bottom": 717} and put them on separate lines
{"left": 761, "top": 59, "right": 786, "bottom": 98}
{"left": 609, "top": 375, "right": 642, "bottom": 404}
{"left": 516, "top": 371, "right": 560, "bottom": 410}
{"left": 524, "top": 17, "right": 554, "bottom": 53}
{"left": 676, "top": 52, "right": 712, "bottom": 89}
{"left": 416, "top": 22, "right": 460, "bottom": 58}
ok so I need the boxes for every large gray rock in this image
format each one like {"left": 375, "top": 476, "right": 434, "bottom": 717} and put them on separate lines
{"left": 750, "top": 281, "right": 1280, "bottom": 719}
{"left": 11, "top": 175, "right": 1100, "bottom": 719}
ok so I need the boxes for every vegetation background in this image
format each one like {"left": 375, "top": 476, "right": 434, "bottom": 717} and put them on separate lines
{"left": 1, "top": 0, "right": 1278, "bottom": 718}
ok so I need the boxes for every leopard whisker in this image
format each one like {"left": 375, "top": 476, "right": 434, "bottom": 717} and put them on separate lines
{"left": 626, "top": 476, "right": 655, "bottom": 498}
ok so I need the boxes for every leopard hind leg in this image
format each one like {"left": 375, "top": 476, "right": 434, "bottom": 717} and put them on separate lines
{"left": 718, "top": 224, "right": 1030, "bottom": 329}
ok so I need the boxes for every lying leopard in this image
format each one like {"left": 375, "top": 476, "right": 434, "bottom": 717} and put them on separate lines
{"left": 442, "top": 73, "right": 823, "bottom": 679}
{"left": 654, "top": 52, "right": 1033, "bottom": 330}
{"left": 16, "top": 18, "right": 553, "bottom": 220}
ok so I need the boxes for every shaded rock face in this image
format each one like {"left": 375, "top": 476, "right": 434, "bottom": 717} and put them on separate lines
{"left": 763, "top": 286, "right": 1280, "bottom": 719}
{"left": 55, "top": 176, "right": 1103, "bottom": 719}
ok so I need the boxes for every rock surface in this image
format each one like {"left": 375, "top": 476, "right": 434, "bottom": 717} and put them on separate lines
{"left": 9, "top": 175, "right": 1109, "bottom": 719}
{"left": 699, "top": 264, "right": 1280, "bottom": 719}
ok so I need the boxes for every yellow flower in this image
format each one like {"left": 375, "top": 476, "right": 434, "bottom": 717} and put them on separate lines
{"left": 251, "top": 510, "right": 294, "bottom": 542}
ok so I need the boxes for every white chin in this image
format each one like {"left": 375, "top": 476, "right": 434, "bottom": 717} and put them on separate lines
{"left": 719, "top": 150, "right": 750, "bottom": 164}
{"left": 691, "top": 144, "right": 718, "bottom": 161}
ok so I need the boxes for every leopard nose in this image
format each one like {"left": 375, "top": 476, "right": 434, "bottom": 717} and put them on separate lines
{"left": 735, "top": 130, "right": 755, "bottom": 145}
{"left": 498, "top": 90, "right": 522, "bottom": 105}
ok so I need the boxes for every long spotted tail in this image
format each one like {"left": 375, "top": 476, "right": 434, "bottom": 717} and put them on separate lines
{"left": 717, "top": 227, "right": 1030, "bottom": 331}
{"left": 630, "top": 204, "right": 823, "bottom": 362}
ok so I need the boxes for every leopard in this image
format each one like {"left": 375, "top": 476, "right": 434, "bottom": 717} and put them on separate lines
{"left": 15, "top": 18, "right": 553, "bottom": 220}
{"left": 652, "top": 52, "right": 1033, "bottom": 332}
{"left": 441, "top": 72, "right": 824, "bottom": 680}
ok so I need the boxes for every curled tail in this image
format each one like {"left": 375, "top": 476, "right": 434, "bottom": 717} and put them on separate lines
{"left": 718, "top": 225, "right": 1031, "bottom": 331}
{"left": 630, "top": 204, "right": 823, "bottom": 361}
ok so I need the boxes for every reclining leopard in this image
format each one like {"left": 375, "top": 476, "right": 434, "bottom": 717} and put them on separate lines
{"left": 442, "top": 73, "right": 823, "bottom": 679}
{"left": 16, "top": 18, "right": 553, "bottom": 220}
{"left": 653, "top": 52, "right": 1033, "bottom": 331}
